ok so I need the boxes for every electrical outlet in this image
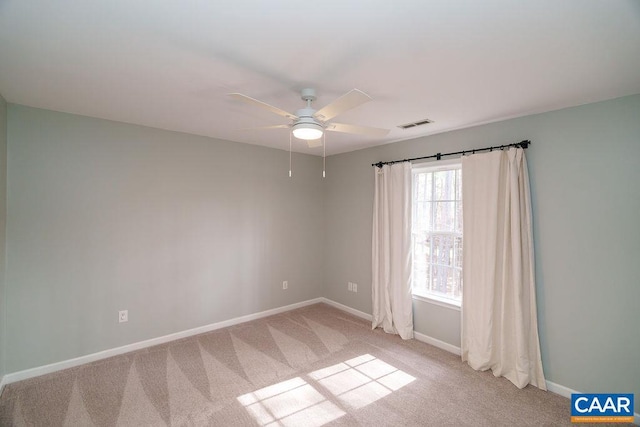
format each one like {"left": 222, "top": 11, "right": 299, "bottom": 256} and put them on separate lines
{"left": 353, "top": 283, "right": 358, "bottom": 292}
{"left": 119, "top": 310, "right": 128, "bottom": 323}
{"left": 348, "top": 282, "right": 353, "bottom": 291}
{"left": 283, "top": 281, "right": 288, "bottom": 290}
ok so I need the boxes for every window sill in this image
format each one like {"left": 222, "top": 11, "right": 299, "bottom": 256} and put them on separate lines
{"left": 412, "top": 293, "right": 461, "bottom": 311}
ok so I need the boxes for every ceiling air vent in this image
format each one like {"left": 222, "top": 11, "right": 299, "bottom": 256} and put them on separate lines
{"left": 398, "top": 118, "right": 433, "bottom": 129}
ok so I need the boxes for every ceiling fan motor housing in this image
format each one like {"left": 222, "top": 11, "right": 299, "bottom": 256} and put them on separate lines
{"left": 300, "top": 88, "right": 317, "bottom": 102}
{"left": 295, "top": 108, "right": 319, "bottom": 121}
{"left": 295, "top": 115, "right": 322, "bottom": 125}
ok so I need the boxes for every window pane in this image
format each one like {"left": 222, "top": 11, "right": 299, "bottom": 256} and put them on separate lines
{"left": 434, "top": 201, "right": 455, "bottom": 232}
{"left": 423, "top": 173, "right": 432, "bottom": 201}
{"left": 412, "top": 234, "right": 431, "bottom": 295}
{"left": 453, "top": 269, "right": 462, "bottom": 299}
{"left": 413, "top": 172, "right": 432, "bottom": 202}
{"left": 454, "top": 236, "right": 463, "bottom": 269}
{"left": 413, "top": 201, "right": 431, "bottom": 232}
{"left": 413, "top": 235, "right": 427, "bottom": 270}
{"left": 431, "top": 234, "right": 455, "bottom": 267}
{"left": 411, "top": 164, "right": 462, "bottom": 304}
{"left": 431, "top": 265, "right": 455, "bottom": 296}
{"left": 434, "top": 169, "right": 456, "bottom": 200}
{"left": 455, "top": 201, "right": 463, "bottom": 234}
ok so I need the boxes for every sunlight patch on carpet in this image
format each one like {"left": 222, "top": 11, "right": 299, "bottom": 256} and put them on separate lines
{"left": 238, "top": 354, "right": 416, "bottom": 426}
{"left": 310, "top": 354, "right": 416, "bottom": 409}
{"left": 237, "top": 377, "right": 345, "bottom": 427}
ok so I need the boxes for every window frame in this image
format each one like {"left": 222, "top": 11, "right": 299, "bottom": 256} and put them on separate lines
{"left": 411, "top": 159, "right": 463, "bottom": 310}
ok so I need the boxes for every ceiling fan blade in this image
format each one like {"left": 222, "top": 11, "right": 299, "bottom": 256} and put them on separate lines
{"left": 314, "top": 89, "right": 372, "bottom": 121}
{"left": 228, "top": 93, "right": 298, "bottom": 120}
{"left": 307, "top": 139, "right": 323, "bottom": 148}
{"left": 326, "top": 122, "right": 390, "bottom": 137}
{"left": 244, "top": 124, "right": 290, "bottom": 130}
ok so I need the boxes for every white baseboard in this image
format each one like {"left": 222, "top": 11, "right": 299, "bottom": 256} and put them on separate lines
{"left": 320, "top": 298, "right": 463, "bottom": 357}
{"left": 545, "top": 380, "right": 577, "bottom": 398}
{"left": 0, "top": 297, "right": 325, "bottom": 390}
{"left": 320, "top": 298, "right": 463, "bottom": 356}
{"left": 320, "top": 298, "right": 372, "bottom": 321}
{"left": 413, "top": 331, "right": 462, "bottom": 356}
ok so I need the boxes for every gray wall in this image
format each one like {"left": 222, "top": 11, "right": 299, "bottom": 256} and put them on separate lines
{"left": 5, "top": 105, "right": 324, "bottom": 373}
{"left": 324, "top": 94, "right": 640, "bottom": 398}
{"left": 0, "top": 94, "right": 7, "bottom": 378}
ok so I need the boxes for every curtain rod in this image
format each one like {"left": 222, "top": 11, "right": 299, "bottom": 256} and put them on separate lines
{"left": 371, "top": 140, "right": 531, "bottom": 168}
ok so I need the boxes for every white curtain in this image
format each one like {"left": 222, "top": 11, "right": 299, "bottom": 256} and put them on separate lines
{"left": 461, "top": 148, "right": 546, "bottom": 389}
{"left": 372, "top": 162, "right": 414, "bottom": 339}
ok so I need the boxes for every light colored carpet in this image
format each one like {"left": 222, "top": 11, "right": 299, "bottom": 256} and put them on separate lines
{"left": 0, "top": 303, "right": 581, "bottom": 426}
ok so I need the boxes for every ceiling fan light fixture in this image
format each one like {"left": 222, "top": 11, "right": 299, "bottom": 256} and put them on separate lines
{"left": 292, "top": 121, "right": 323, "bottom": 140}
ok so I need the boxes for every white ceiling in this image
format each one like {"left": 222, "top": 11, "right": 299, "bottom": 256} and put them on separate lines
{"left": 1, "top": 1, "right": 639, "bottom": 156}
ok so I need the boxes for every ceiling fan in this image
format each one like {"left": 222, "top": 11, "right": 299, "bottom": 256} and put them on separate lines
{"left": 229, "top": 88, "right": 390, "bottom": 148}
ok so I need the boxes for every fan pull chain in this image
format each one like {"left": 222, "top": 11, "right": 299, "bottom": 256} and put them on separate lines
{"left": 323, "top": 132, "right": 326, "bottom": 178}
{"left": 289, "top": 131, "right": 292, "bottom": 178}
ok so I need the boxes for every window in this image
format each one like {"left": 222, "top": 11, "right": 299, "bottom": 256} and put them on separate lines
{"left": 411, "top": 160, "right": 462, "bottom": 307}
